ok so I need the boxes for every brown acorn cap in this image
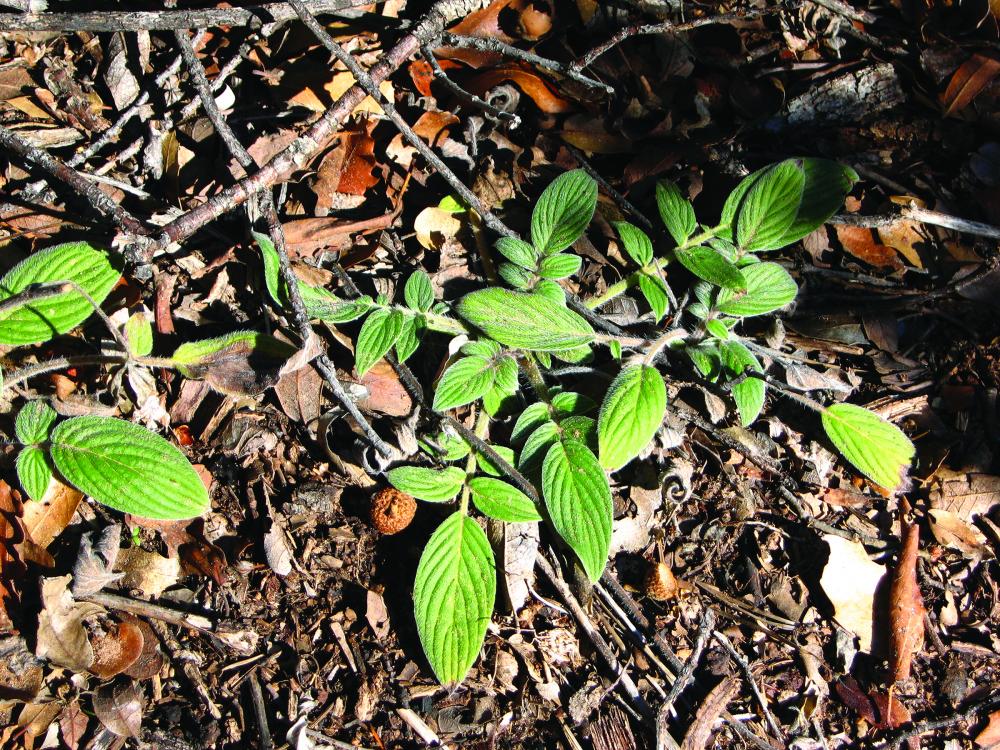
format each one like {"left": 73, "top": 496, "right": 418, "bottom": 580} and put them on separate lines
{"left": 645, "top": 561, "right": 680, "bottom": 601}
{"left": 370, "top": 487, "right": 416, "bottom": 535}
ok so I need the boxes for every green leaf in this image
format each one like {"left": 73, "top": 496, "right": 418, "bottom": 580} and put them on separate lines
{"left": 413, "top": 511, "right": 495, "bottom": 685}
{"left": 49, "top": 416, "right": 210, "bottom": 520}
{"left": 561, "top": 415, "right": 597, "bottom": 448}
{"left": 538, "top": 253, "right": 582, "bottom": 280}
{"left": 613, "top": 221, "right": 653, "bottom": 267}
{"left": 16, "top": 400, "right": 58, "bottom": 444}
{"left": 821, "top": 403, "right": 915, "bottom": 491}
{"left": 705, "top": 319, "right": 730, "bottom": 340}
{"left": 0, "top": 242, "right": 121, "bottom": 346}
{"left": 721, "top": 340, "right": 764, "bottom": 426}
{"left": 637, "top": 273, "right": 670, "bottom": 321}
{"left": 355, "top": 308, "right": 404, "bottom": 376}
{"left": 597, "top": 365, "right": 666, "bottom": 471}
{"left": 496, "top": 237, "right": 537, "bottom": 269}
{"left": 17, "top": 446, "right": 52, "bottom": 501}
{"left": 420, "top": 430, "right": 471, "bottom": 462}
{"left": 455, "top": 289, "right": 594, "bottom": 352}
{"left": 552, "top": 391, "right": 597, "bottom": 417}
{"left": 386, "top": 466, "right": 467, "bottom": 502}
{"left": 734, "top": 160, "right": 805, "bottom": 252}
{"left": 518, "top": 421, "right": 560, "bottom": 474}
{"left": 394, "top": 316, "right": 421, "bottom": 363}
{"left": 512, "top": 402, "right": 552, "bottom": 444}
{"left": 542, "top": 440, "right": 612, "bottom": 582}
{"left": 674, "top": 246, "right": 747, "bottom": 290}
{"left": 498, "top": 262, "right": 535, "bottom": 290}
{"left": 468, "top": 477, "right": 541, "bottom": 522}
{"left": 124, "top": 311, "right": 153, "bottom": 357}
{"left": 404, "top": 270, "right": 434, "bottom": 312}
{"left": 686, "top": 342, "right": 721, "bottom": 379}
{"left": 779, "top": 159, "right": 858, "bottom": 247}
{"left": 609, "top": 340, "right": 622, "bottom": 360}
{"left": 552, "top": 345, "right": 592, "bottom": 364}
{"left": 439, "top": 195, "right": 466, "bottom": 213}
{"left": 474, "top": 445, "right": 517, "bottom": 477}
{"left": 716, "top": 262, "right": 797, "bottom": 317}
{"left": 656, "top": 181, "right": 697, "bottom": 246}
{"left": 433, "top": 356, "right": 497, "bottom": 411}
{"left": 171, "top": 331, "right": 296, "bottom": 396}
{"left": 533, "top": 279, "right": 566, "bottom": 305}
{"left": 531, "top": 170, "right": 598, "bottom": 255}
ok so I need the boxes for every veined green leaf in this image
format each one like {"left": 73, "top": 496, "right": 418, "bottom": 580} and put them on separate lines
{"left": 533, "top": 279, "right": 566, "bottom": 305}
{"left": 716, "top": 262, "right": 797, "bottom": 317}
{"left": 538, "top": 253, "right": 582, "bottom": 280}
{"left": 674, "top": 246, "right": 746, "bottom": 290}
{"left": 498, "top": 262, "right": 535, "bottom": 289}
{"left": 512, "top": 403, "right": 552, "bottom": 445}
{"left": 531, "top": 170, "right": 598, "bottom": 255}
{"left": 50, "top": 416, "right": 209, "bottom": 520}
{"left": 16, "top": 400, "right": 58, "bottom": 445}
{"left": 542, "top": 440, "right": 612, "bottom": 582}
{"left": 125, "top": 311, "right": 153, "bottom": 357}
{"left": 821, "top": 403, "right": 915, "bottom": 491}
{"left": 474, "top": 445, "right": 517, "bottom": 477}
{"left": 518, "top": 421, "right": 560, "bottom": 475}
{"left": 386, "top": 466, "right": 467, "bottom": 502}
{"left": 496, "top": 237, "right": 538, "bottom": 269}
{"left": 433, "top": 355, "right": 497, "bottom": 411}
{"left": 355, "top": 308, "right": 404, "bottom": 376}
{"left": 779, "top": 159, "right": 858, "bottom": 246}
{"left": 461, "top": 340, "right": 502, "bottom": 358}
{"left": 0, "top": 242, "right": 121, "bottom": 346}
{"left": 686, "top": 342, "right": 721, "bottom": 379}
{"left": 404, "top": 270, "right": 434, "bottom": 312}
{"left": 395, "top": 316, "right": 421, "bottom": 363}
{"left": 413, "top": 511, "right": 495, "bottom": 685}
{"left": 598, "top": 365, "right": 666, "bottom": 471}
{"left": 705, "top": 319, "right": 730, "bottom": 340}
{"left": 420, "top": 430, "right": 471, "bottom": 462}
{"left": 734, "top": 160, "right": 805, "bottom": 252}
{"left": 721, "top": 340, "right": 764, "bottom": 426}
{"left": 561, "top": 415, "right": 597, "bottom": 449}
{"left": 171, "top": 331, "right": 296, "bottom": 396}
{"left": 17, "top": 446, "right": 52, "bottom": 501}
{"left": 656, "top": 181, "right": 697, "bottom": 246}
{"left": 551, "top": 391, "right": 596, "bottom": 417}
{"left": 637, "top": 272, "right": 670, "bottom": 321}
{"left": 468, "top": 477, "right": 541, "bottom": 522}
{"left": 613, "top": 221, "right": 653, "bottom": 267}
{"left": 455, "top": 289, "right": 594, "bottom": 352}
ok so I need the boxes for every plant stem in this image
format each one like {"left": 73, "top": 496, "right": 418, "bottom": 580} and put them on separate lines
{"left": 585, "top": 225, "right": 725, "bottom": 310}
{"left": 2, "top": 354, "right": 129, "bottom": 390}
{"left": 643, "top": 328, "right": 688, "bottom": 365}
{"left": 459, "top": 409, "right": 490, "bottom": 516}
{"left": 420, "top": 310, "right": 471, "bottom": 336}
{"left": 519, "top": 353, "right": 551, "bottom": 403}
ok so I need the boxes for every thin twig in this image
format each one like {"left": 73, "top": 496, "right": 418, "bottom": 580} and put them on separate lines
{"left": 713, "top": 629, "right": 785, "bottom": 743}
{"left": 174, "top": 28, "right": 394, "bottom": 458}
{"left": 657, "top": 609, "right": 714, "bottom": 750}
{"left": 421, "top": 45, "right": 520, "bottom": 126}
{"left": 247, "top": 670, "right": 275, "bottom": 750}
{"left": 287, "top": 0, "right": 515, "bottom": 240}
{"left": 0, "top": 124, "right": 149, "bottom": 237}
{"left": 0, "top": 0, "right": 369, "bottom": 32}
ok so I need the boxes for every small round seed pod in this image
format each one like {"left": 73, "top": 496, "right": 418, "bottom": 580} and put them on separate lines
{"left": 645, "top": 562, "right": 680, "bottom": 601}
{"left": 370, "top": 487, "right": 416, "bottom": 535}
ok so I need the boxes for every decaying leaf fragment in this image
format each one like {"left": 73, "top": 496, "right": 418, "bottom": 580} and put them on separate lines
{"left": 0, "top": 481, "right": 26, "bottom": 633}
{"left": 36, "top": 574, "right": 105, "bottom": 672}
{"left": 888, "top": 499, "right": 925, "bottom": 683}
{"left": 93, "top": 679, "right": 145, "bottom": 737}
{"left": 820, "top": 534, "right": 886, "bottom": 652}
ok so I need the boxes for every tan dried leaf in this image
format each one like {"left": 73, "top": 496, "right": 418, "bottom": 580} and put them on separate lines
{"left": 59, "top": 700, "right": 89, "bottom": 750}
{"left": 72, "top": 524, "right": 123, "bottom": 597}
{"left": 888, "top": 501, "right": 925, "bottom": 683}
{"left": 36, "top": 575, "right": 105, "bottom": 672}
{"left": 976, "top": 709, "right": 1000, "bottom": 747}
{"left": 93, "top": 679, "right": 144, "bottom": 737}
{"left": 929, "top": 473, "right": 1000, "bottom": 521}
{"left": 928, "top": 508, "right": 989, "bottom": 559}
{"left": 264, "top": 523, "right": 294, "bottom": 577}
{"left": 21, "top": 478, "right": 82, "bottom": 549}
{"left": 820, "top": 535, "right": 886, "bottom": 652}
{"left": 0, "top": 481, "right": 26, "bottom": 633}
{"left": 114, "top": 548, "right": 180, "bottom": 597}
{"left": 89, "top": 619, "right": 144, "bottom": 679}
{"left": 414, "top": 206, "right": 462, "bottom": 250}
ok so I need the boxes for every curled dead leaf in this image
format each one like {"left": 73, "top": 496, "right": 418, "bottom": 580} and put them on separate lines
{"left": 36, "top": 575, "right": 105, "bottom": 672}
{"left": 115, "top": 548, "right": 180, "bottom": 598}
{"left": 888, "top": 500, "right": 925, "bottom": 683}
{"left": 414, "top": 206, "right": 462, "bottom": 250}
{"left": 21, "top": 477, "right": 82, "bottom": 549}
{"left": 0, "top": 481, "right": 26, "bottom": 633}
{"left": 93, "top": 679, "right": 144, "bottom": 737}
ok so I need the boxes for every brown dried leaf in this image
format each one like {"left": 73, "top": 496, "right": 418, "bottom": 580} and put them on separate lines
{"left": 467, "top": 65, "right": 572, "bottom": 113}
{"left": 89, "top": 619, "right": 144, "bottom": 679}
{"left": 414, "top": 205, "right": 463, "bottom": 250}
{"left": 59, "top": 700, "right": 89, "bottom": 750}
{"left": 22, "top": 478, "right": 82, "bottom": 549}
{"left": 929, "top": 472, "right": 1000, "bottom": 521}
{"left": 976, "top": 710, "right": 1000, "bottom": 747}
{"left": 356, "top": 359, "right": 413, "bottom": 417}
{"left": 14, "top": 701, "right": 62, "bottom": 748}
{"left": 114, "top": 548, "right": 180, "bottom": 598}
{"left": 0, "top": 635, "right": 44, "bottom": 705}
{"left": 0, "top": 481, "right": 26, "bottom": 633}
{"left": 36, "top": 575, "right": 104, "bottom": 672}
{"left": 680, "top": 676, "right": 740, "bottom": 750}
{"left": 928, "top": 508, "right": 989, "bottom": 559}
{"left": 275, "top": 363, "right": 324, "bottom": 424}
{"left": 264, "top": 523, "right": 294, "bottom": 577}
{"left": 834, "top": 225, "right": 905, "bottom": 270}
{"left": 72, "top": 525, "right": 123, "bottom": 597}
{"left": 93, "top": 680, "right": 144, "bottom": 737}
{"left": 942, "top": 54, "right": 1000, "bottom": 117}
{"left": 888, "top": 500, "right": 925, "bottom": 683}
{"left": 121, "top": 617, "right": 164, "bottom": 680}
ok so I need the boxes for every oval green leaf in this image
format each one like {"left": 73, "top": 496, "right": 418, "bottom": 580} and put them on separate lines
{"left": 821, "top": 403, "right": 915, "bottom": 491}
{"left": 531, "top": 170, "right": 598, "bottom": 255}
{"left": 542, "top": 440, "right": 612, "bottom": 582}
{"left": 355, "top": 307, "right": 404, "bottom": 376}
{"left": 656, "top": 180, "right": 697, "bottom": 246}
{"left": 125, "top": 311, "right": 153, "bottom": 357}
{"left": 637, "top": 272, "right": 670, "bottom": 321}
{"left": 413, "top": 511, "right": 496, "bottom": 685}
{"left": 49, "top": 416, "right": 210, "bottom": 520}
{"left": 468, "top": 477, "right": 541, "bottom": 522}
{"left": 716, "top": 262, "right": 797, "bottom": 317}
{"left": 674, "top": 246, "right": 747, "bottom": 290}
{"left": 15, "top": 400, "right": 58, "bottom": 445}
{"left": 733, "top": 160, "right": 805, "bottom": 252}
{"left": 455, "top": 289, "right": 594, "bottom": 352}
{"left": 598, "top": 364, "right": 667, "bottom": 471}
{"left": 613, "top": 221, "right": 653, "bottom": 267}
{"left": 496, "top": 237, "right": 538, "bottom": 269}
{"left": 538, "top": 253, "right": 582, "bottom": 280}
{"left": 721, "top": 340, "right": 764, "bottom": 427}
{"left": 0, "top": 242, "right": 121, "bottom": 346}
{"left": 433, "top": 356, "right": 497, "bottom": 412}
{"left": 171, "top": 331, "right": 296, "bottom": 396}
{"left": 404, "top": 270, "right": 434, "bottom": 312}
{"left": 17, "top": 446, "right": 53, "bottom": 501}
{"left": 386, "top": 466, "right": 467, "bottom": 502}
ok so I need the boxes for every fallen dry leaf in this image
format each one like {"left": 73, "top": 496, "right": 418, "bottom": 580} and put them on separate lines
{"left": 681, "top": 675, "right": 740, "bottom": 750}
{"left": 356, "top": 359, "right": 413, "bottom": 417}
{"left": 888, "top": 499, "right": 925, "bottom": 683}
{"left": 414, "top": 205, "right": 463, "bottom": 250}
{"left": 0, "top": 481, "right": 26, "bottom": 633}
{"left": 820, "top": 534, "right": 886, "bottom": 652}
{"left": 22, "top": 478, "right": 83, "bottom": 549}
{"left": 0, "top": 634, "right": 44, "bottom": 705}
{"left": 928, "top": 508, "right": 989, "bottom": 559}
{"left": 976, "top": 709, "right": 1000, "bottom": 747}
{"left": 93, "top": 679, "right": 144, "bottom": 737}
{"left": 89, "top": 618, "right": 144, "bottom": 679}
{"left": 121, "top": 617, "right": 164, "bottom": 680}
{"left": 72, "top": 524, "right": 124, "bottom": 597}
{"left": 942, "top": 54, "right": 1000, "bottom": 117}
{"left": 929, "top": 472, "right": 1000, "bottom": 521}
{"left": 36, "top": 575, "right": 105, "bottom": 672}
{"left": 115, "top": 548, "right": 180, "bottom": 598}
{"left": 264, "top": 523, "right": 294, "bottom": 577}
{"left": 59, "top": 700, "right": 89, "bottom": 750}
{"left": 467, "top": 65, "right": 572, "bottom": 114}
{"left": 834, "top": 225, "right": 905, "bottom": 270}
